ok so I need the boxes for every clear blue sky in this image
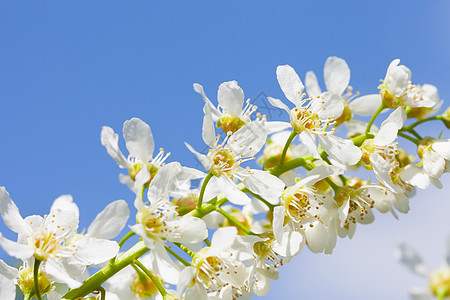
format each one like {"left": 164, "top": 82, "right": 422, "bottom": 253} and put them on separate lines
{"left": 1, "top": 1, "right": 450, "bottom": 299}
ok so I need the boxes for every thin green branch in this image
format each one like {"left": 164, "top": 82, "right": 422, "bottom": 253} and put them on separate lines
{"left": 242, "top": 187, "right": 275, "bottom": 210}
{"left": 365, "top": 103, "right": 387, "bottom": 134}
{"left": 133, "top": 260, "right": 167, "bottom": 297}
{"left": 173, "top": 242, "right": 196, "bottom": 258}
{"left": 165, "top": 246, "right": 191, "bottom": 267}
{"left": 33, "top": 259, "right": 42, "bottom": 300}
{"left": 62, "top": 241, "right": 149, "bottom": 299}
{"left": 278, "top": 130, "right": 298, "bottom": 167}
{"left": 398, "top": 132, "right": 420, "bottom": 145}
{"left": 197, "top": 172, "right": 214, "bottom": 209}
{"left": 98, "top": 286, "right": 106, "bottom": 300}
{"left": 216, "top": 207, "right": 256, "bottom": 236}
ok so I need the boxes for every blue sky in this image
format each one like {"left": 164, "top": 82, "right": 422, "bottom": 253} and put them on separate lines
{"left": 1, "top": 1, "right": 450, "bottom": 299}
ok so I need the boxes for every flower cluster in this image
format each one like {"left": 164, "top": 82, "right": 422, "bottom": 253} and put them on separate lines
{"left": 0, "top": 56, "right": 449, "bottom": 299}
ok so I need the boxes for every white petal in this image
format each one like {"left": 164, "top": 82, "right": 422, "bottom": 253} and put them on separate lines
{"left": 0, "top": 259, "right": 18, "bottom": 280}
{"left": 385, "top": 59, "right": 411, "bottom": 97}
{"left": 193, "top": 83, "right": 221, "bottom": 121}
{"left": 167, "top": 216, "right": 208, "bottom": 244}
{"left": 349, "top": 94, "right": 382, "bottom": 116}
{"left": 304, "top": 165, "right": 343, "bottom": 186}
{"left": 254, "top": 272, "right": 271, "bottom": 296}
{"left": 408, "top": 287, "right": 433, "bottom": 300}
{"left": 185, "top": 283, "right": 208, "bottom": 300}
{"left": 217, "top": 81, "right": 244, "bottom": 116}
{"left": 272, "top": 226, "right": 304, "bottom": 257}
{"left": 272, "top": 206, "right": 285, "bottom": 244}
{"left": 433, "top": 139, "right": 450, "bottom": 160}
{"left": 151, "top": 242, "right": 180, "bottom": 285}
{"left": 305, "top": 71, "right": 321, "bottom": 98}
{"left": 129, "top": 224, "right": 156, "bottom": 249}
{"left": 324, "top": 56, "right": 350, "bottom": 96}
{"left": 394, "top": 243, "right": 428, "bottom": 276}
{"left": 123, "top": 118, "right": 154, "bottom": 162}
{"left": 263, "top": 121, "right": 291, "bottom": 134}
{"left": 267, "top": 96, "right": 291, "bottom": 114}
{"left": 0, "top": 274, "right": 15, "bottom": 300}
{"left": 100, "top": 126, "right": 130, "bottom": 169}
{"left": 0, "top": 233, "right": 33, "bottom": 260}
{"left": 313, "top": 92, "right": 343, "bottom": 120}
{"left": 421, "top": 84, "right": 440, "bottom": 107}
{"left": 184, "top": 142, "right": 212, "bottom": 171}
{"left": 0, "top": 187, "right": 30, "bottom": 235}
{"left": 217, "top": 176, "right": 250, "bottom": 205}
{"left": 373, "top": 123, "right": 399, "bottom": 146}
{"left": 209, "top": 227, "right": 237, "bottom": 256}
{"left": 177, "top": 267, "right": 196, "bottom": 296}
{"left": 304, "top": 221, "right": 328, "bottom": 253}
{"left": 45, "top": 209, "right": 79, "bottom": 239}
{"left": 380, "top": 106, "right": 406, "bottom": 131}
{"left": 228, "top": 121, "right": 267, "bottom": 157}
{"left": 318, "top": 134, "right": 362, "bottom": 165}
{"left": 276, "top": 65, "right": 304, "bottom": 106}
{"left": 243, "top": 170, "right": 285, "bottom": 199}
{"left": 73, "top": 237, "right": 119, "bottom": 265}
{"left": 45, "top": 259, "right": 83, "bottom": 289}
{"left": 202, "top": 104, "right": 216, "bottom": 148}
{"left": 87, "top": 200, "right": 130, "bottom": 240}
{"left": 400, "top": 165, "right": 431, "bottom": 190}
{"left": 51, "top": 195, "right": 79, "bottom": 219}
{"left": 299, "top": 131, "right": 319, "bottom": 159}
{"left": 147, "top": 162, "right": 184, "bottom": 204}
{"left": 423, "top": 150, "right": 445, "bottom": 178}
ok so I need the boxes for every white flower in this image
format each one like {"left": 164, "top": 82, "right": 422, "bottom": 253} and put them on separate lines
{"left": 130, "top": 162, "right": 208, "bottom": 285}
{"left": 177, "top": 227, "right": 248, "bottom": 298}
{"left": 194, "top": 81, "right": 290, "bottom": 135}
{"left": 268, "top": 64, "right": 362, "bottom": 165}
{"left": 186, "top": 105, "right": 285, "bottom": 205}
{"left": 419, "top": 138, "right": 450, "bottom": 179}
{"left": 101, "top": 117, "right": 171, "bottom": 193}
{"left": 0, "top": 187, "right": 119, "bottom": 289}
{"left": 273, "top": 165, "right": 342, "bottom": 254}
{"left": 305, "top": 56, "right": 382, "bottom": 120}
{"left": 380, "top": 59, "right": 438, "bottom": 108}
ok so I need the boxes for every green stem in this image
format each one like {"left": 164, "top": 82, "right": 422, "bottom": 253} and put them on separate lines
{"left": 278, "top": 130, "right": 298, "bottom": 167}
{"left": 197, "top": 172, "right": 214, "bottom": 209}
{"left": 133, "top": 260, "right": 168, "bottom": 297}
{"left": 406, "top": 115, "right": 443, "bottom": 130}
{"left": 398, "top": 132, "right": 420, "bottom": 145}
{"left": 33, "top": 259, "right": 42, "bottom": 300}
{"left": 173, "top": 242, "right": 196, "bottom": 258}
{"left": 24, "top": 294, "right": 32, "bottom": 300}
{"left": 204, "top": 238, "right": 211, "bottom": 247}
{"left": 242, "top": 187, "right": 275, "bottom": 210}
{"left": 62, "top": 241, "right": 149, "bottom": 300}
{"left": 365, "top": 103, "right": 386, "bottom": 134}
{"left": 324, "top": 177, "right": 340, "bottom": 192}
{"left": 98, "top": 286, "right": 106, "bottom": 300}
{"left": 118, "top": 231, "right": 136, "bottom": 248}
{"left": 216, "top": 207, "right": 255, "bottom": 235}
{"left": 188, "top": 197, "right": 228, "bottom": 219}
{"left": 110, "top": 231, "right": 136, "bottom": 264}
{"left": 270, "top": 155, "right": 312, "bottom": 177}
{"left": 409, "top": 129, "right": 422, "bottom": 139}
{"left": 165, "top": 246, "right": 191, "bottom": 267}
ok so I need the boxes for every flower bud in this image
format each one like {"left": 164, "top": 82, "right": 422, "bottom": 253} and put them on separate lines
{"left": 18, "top": 266, "right": 52, "bottom": 298}
{"left": 396, "top": 148, "right": 412, "bottom": 168}
{"left": 441, "top": 107, "right": 450, "bottom": 129}
{"left": 222, "top": 210, "right": 253, "bottom": 235}
{"left": 429, "top": 268, "right": 450, "bottom": 298}
{"left": 130, "top": 271, "right": 163, "bottom": 299}
{"left": 173, "top": 194, "right": 198, "bottom": 216}
{"left": 406, "top": 106, "right": 432, "bottom": 119}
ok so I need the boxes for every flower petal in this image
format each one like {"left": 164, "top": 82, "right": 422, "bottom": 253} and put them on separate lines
{"left": 100, "top": 126, "right": 130, "bottom": 169}
{"left": 324, "top": 56, "right": 350, "bottom": 96}
{"left": 318, "top": 134, "right": 362, "bottom": 165}
{"left": 305, "top": 71, "right": 322, "bottom": 98}
{"left": 423, "top": 150, "right": 445, "bottom": 178}
{"left": 0, "top": 187, "right": 30, "bottom": 235}
{"left": 0, "top": 259, "right": 18, "bottom": 280}
{"left": 193, "top": 83, "right": 221, "bottom": 121}
{"left": 243, "top": 170, "right": 285, "bottom": 199}
{"left": 123, "top": 117, "right": 155, "bottom": 162}
{"left": 267, "top": 97, "right": 291, "bottom": 114}
{"left": 0, "top": 233, "right": 33, "bottom": 260}
{"left": 217, "top": 81, "right": 244, "bottom": 116}
{"left": 433, "top": 139, "right": 450, "bottom": 160}
{"left": 202, "top": 104, "right": 216, "bottom": 148}
{"left": 51, "top": 195, "right": 79, "bottom": 219}
{"left": 228, "top": 121, "right": 267, "bottom": 157}
{"left": 349, "top": 94, "right": 382, "bottom": 116}
{"left": 87, "top": 200, "right": 130, "bottom": 240}
{"left": 276, "top": 65, "right": 304, "bottom": 106}
{"left": 167, "top": 216, "right": 208, "bottom": 244}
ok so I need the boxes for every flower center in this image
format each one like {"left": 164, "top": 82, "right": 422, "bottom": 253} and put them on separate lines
{"left": 130, "top": 272, "right": 162, "bottom": 299}
{"left": 217, "top": 115, "right": 246, "bottom": 134}
{"left": 129, "top": 162, "right": 159, "bottom": 188}
{"left": 290, "top": 107, "right": 322, "bottom": 134}
{"left": 28, "top": 231, "right": 62, "bottom": 261}
{"left": 193, "top": 248, "right": 227, "bottom": 291}
{"left": 208, "top": 148, "right": 238, "bottom": 177}
{"left": 281, "top": 188, "right": 324, "bottom": 225}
